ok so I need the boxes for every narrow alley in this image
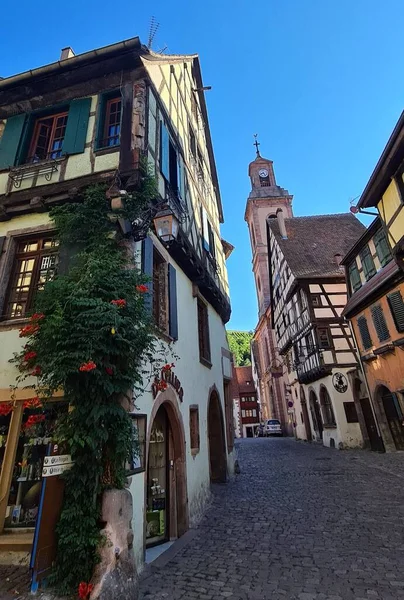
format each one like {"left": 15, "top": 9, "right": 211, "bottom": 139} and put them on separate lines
{"left": 140, "top": 438, "right": 404, "bottom": 600}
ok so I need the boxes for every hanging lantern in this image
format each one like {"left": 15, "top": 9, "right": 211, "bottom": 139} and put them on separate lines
{"left": 153, "top": 208, "right": 179, "bottom": 243}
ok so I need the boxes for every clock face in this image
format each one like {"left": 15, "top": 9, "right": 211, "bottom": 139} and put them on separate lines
{"left": 259, "top": 168, "right": 269, "bottom": 178}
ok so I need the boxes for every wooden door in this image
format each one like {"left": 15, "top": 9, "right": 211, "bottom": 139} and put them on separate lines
{"left": 381, "top": 390, "right": 404, "bottom": 451}
{"left": 301, "top": 401, "right": 312, "bottom": 441}
{"left": 360, "top": 398, "right": 384, "bottom": 452}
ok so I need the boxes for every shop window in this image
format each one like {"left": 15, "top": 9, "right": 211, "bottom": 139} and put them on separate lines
{"left": 374, "top": 229, "right": 392, "bottom": 267}
{"left": 387, "top": 290, "right": 404, "bottom": 333}
{"left": 371, "top": 304, "right": 390, "bottom": 342}
{"left": 146, "top": 408, "right": 168, "bottom": 546}
{"left": 320, "top": 387, "right": 336, "bottom": 427}
{"left": 189, "top": 406, "right": 200, "bottom": 453}
{"left": 360, "top": 246, "right": 376, "bottom": 281}
{"left": 127, "top": 414, "right": 147, "bottom": 474}
{"left": 343, "top": 402, "right": 359, "bottom": 423}
{"left": 357, "top": 316, "right": 373, "bottom": 350}
{"left": 318, "top": 327, "right": 332, "bottom": 350}
{"left": 4, "top": 236, "right": 59, "bottom": 319}
{"left": 349, "top": 261, "right": 362, "bottom": 292}
{"left": 197, "top": 297, "right": 211, "bottom": 365}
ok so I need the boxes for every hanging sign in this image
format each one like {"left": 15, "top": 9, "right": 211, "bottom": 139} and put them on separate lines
{"left": 43, "top": 454, "right": 72, "bottom": 467}
{"left": 152, "top": 368, "right": 184, "bottom": 401}
{"left": 42, "top": 463, "right": 73, "bottom": 478}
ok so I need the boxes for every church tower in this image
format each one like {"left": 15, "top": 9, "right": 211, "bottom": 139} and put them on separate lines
{"left": 245, "top": 146, "right": 293, "bottom": 317}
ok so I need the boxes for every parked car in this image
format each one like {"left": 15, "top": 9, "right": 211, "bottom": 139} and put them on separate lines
{"left": 265, "top": 419, "right": 283, "bottom": 437}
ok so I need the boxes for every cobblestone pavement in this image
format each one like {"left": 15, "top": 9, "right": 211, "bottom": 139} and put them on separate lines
{"left": 139, "top": 438, "right": 404, "bottom": 600}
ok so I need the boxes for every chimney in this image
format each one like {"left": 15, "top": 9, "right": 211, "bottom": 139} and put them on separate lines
{"left": 60, "top": 47, "right": 75, "bottom": 61}
{"left": 276, "top": 209, "right": 287, "bottom": 239}
{"left": 334, "top": 253, "right": 342, "bottom": 266}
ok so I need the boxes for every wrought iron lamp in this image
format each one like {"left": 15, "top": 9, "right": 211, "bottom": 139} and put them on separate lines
{"left": 153, "top": 207, "right": 179, "bottom": 243}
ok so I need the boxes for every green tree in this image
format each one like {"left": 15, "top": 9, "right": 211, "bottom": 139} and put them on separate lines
{"left": 227, "top": 330, "right": 253, "bottom": 366}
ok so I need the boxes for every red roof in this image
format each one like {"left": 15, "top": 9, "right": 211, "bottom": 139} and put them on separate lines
{"left": 232, "top": 365, "right": 257, "bottom": 397}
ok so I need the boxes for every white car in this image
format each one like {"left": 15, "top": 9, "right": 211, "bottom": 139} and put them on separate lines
{"left": 265, "top": 419, "right": 283, "bottom": 437}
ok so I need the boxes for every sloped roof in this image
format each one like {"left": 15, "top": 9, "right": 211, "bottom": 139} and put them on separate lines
{"left": 268, "top": 213, "right": 366, "bottom": 279}
{"left": 232, "top": 365, "right": 256, "bottom": 397}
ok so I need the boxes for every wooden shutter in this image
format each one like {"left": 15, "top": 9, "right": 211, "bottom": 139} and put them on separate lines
{"left": 387, "top": 290, "right": 404, "bottom": 333}
{"left": 201, "top": 207, "right": 210, "bottom": 252}
{"left": 141, "top": 237, "right": 154, "bottom": 315}
{"left": 62, "top": 98, "right": 91, "bottom": 155}
{"left": 168, "top": 263, "right": 178, "bottom": 340}
{"left": 349, "top": 261, "right": 362, "bottom": 292}
{"left": 371, "top": 304, "right": 390, "bottom": 342}
{"left": 160, "top": 121, "right": 170, "bottom": 180}
{"left": 0, "top": 114, "right": 27, "bottom": 169}
{"left": 360, "top": 246, "right": 376, "bottom": 280}
{"left": 357, "top": 316, "right": 372, "bottom": 350}
{"left": 374, "top": 229, "right": 392, "bottom": 267}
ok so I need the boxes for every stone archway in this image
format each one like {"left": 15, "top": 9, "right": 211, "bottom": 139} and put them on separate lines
{"left": 145, "top": 388, "right": 189, "bottom": 547}
{"left": 207, "top": 388, "right": 227, "bottom": 483}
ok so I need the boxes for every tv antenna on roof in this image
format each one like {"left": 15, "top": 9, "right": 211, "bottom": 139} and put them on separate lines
{"left": 148, "top": 16, "right": 160, "bottom": 49}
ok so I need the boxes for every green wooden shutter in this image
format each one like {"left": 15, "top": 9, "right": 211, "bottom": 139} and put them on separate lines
{"left": 160, "top": 122, "right": 170, "bottom": 180}
{"left": 387, "top": 290, "right": 404, "bottom": 333}
{"left": 349, "top": 261, "right": 362, "bottom": 292}
{"left": 357, "top": 316, "right": 373, "bottom": 350}
{"left": 374, "top": 229, "right": 392, "bottom": 267}
{"left": 168, "top": 264, "right": 178, "bottom": 340}
{"left": 141, "top": 237, "right": 154, "bottom": 315}
{"left": 371, "top": 304, "right": 390, "bottom": 342}
{"left": 62, "top": 98, "right": 91, "bottom": 155}
{"left": 0, "top": 114, "right": 27, "bottom": 169}
{"left": 360, "top": 246, "right": 376, "bottom": 280}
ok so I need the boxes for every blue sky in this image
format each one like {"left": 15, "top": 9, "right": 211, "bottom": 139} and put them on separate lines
{"left": 1, "top": 0, "right": 403, "bottom": 331}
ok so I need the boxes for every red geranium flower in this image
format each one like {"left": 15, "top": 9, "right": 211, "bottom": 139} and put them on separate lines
{"left": 24, "top": 414, "right": 45, "bottom": 430}
{"left": 24, "top": 351, "right": 37, "bottom": 362}
{"left": 111, "top": 299, "right": 126, "bottom": 308}
{"left": 79, "top": 361, "right": 97, "bottom": 372}
{"left": 78, "top": 582, "right": 94, "bottom": 599}
{"left": 31, "top": 366, "right": 42, "bottom": 377}
{"left": 105, "top": 366, "right": 113, "bottom": 376}
{"left": 19, "top": 324, "right": 40, "bottom": 338}
{"left": 30, "top": 313, "right": 45, "bottom": 322}
{"left": 0, "top": 403, "right": 13, "bottom": 417}
{"left": 23, "top": 397, "right": 42, "bottom": 410}
{"left": 136, "top": 284, "right": 148, "bottom": 293}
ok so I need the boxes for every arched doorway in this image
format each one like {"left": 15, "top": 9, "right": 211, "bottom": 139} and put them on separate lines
{"left": 146, "top": 395, "right": 188, "bottom": 548}
{"left": 309, "top": 390, "right": 323, "bottom": 441}
{"left": 300, "top": 387, "right": 312, "bottom": 441}
{"left": 378, "top": 385, "right": 404, "bottom": 450}
{"left": 207, "top": 390, "right": 227, "bottom": 483}
{"left": 319, "top": 386, "right": 336, "bottom": 427}
{"left": 354, "top": 378, "right": 383, "bottom": 452}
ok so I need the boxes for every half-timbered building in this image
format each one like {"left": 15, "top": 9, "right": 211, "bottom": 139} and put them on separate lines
{"left": 267, "top": 212, "right": 366, "bottom": 448}
{"left": 0, "top": 38, "right": 235, "bottom": 569}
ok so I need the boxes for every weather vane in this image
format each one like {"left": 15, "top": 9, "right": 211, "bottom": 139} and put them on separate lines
{"left": 253, "top": 133, "right": 261, "bottom": 158}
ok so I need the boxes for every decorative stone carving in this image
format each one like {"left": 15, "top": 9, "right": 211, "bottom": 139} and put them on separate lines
{"left": 91, "top": 489, "right": 138, "bottom": 600}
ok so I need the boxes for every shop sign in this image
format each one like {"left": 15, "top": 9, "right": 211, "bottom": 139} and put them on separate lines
{"left": 152, "top": 368, "right": 184, "bottom": 401}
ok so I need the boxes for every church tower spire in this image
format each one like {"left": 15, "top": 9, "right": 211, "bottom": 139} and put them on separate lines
{"left": 244, "top": 143, "right": 293, "bottom": 317}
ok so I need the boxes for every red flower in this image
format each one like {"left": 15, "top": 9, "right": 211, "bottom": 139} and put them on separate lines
{"left": 23, "top": 397, "right": 42, "bottom": 410}
{"left": 24, "top": 351, "right": 37, "bottom": 362}
{"left": 156, "top": 380, "right": 168, "bottom": 391}
{"left": 111, "top": 299, "right": 126, "bottom": 308}
{"left": 30, "top": 313, "right": 45, "bottom": 322}
{"left": 136, "top": 284, "right": 148, "bottom": 293}
{"left": 0, "top": 403, "right": 13, "bottom": 417}
{"left": 19, "top": 324, "right": 40, "bottom": 338}
{"left": 31, "top": 366, "right": 42, "bottom": 377}
{"left": 105, "top": 367, "right": 113, "bottom": 376}
{"left": 79, "top": 361, "right": 97, "bottom": 372}
{"left": 78, "top": 582, "right": 93, "bottom": 599}
{"left": 24, "top": 414, "right": 45, "bottom": 430}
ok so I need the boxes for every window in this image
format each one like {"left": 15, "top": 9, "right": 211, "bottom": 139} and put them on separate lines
{"left": 305, "top": 333, "right": 313, "bottom": 354}
{"left": 5, "top": 237, "right": 59, "bottom": 319}
{"left": 207, "top": 221, "right": 216, "bottom": 258}
{"left": 241, "top": 396, "right": 255, "bottom": 403}
{"left": 349, "top": 261, "right": 362, "bottom": 292}
{"left": 189, "top": 406, "right": 200, "bottom": 453}
{"left": 28, "top": 112, "right": 69, "bottom": 162}
{"left": 241, "top": 410, "right": 246, "bottom": 418}
{"left": 311, "top": 294, "right": 321, "bottom": 307}
{"left": 160, "top": 121, "right": 184, "bottom": 199}
{"left": 320, "top": 387, "right": 336, "bottom": 427}
{"left": 102, "top": 97, "right": 121, "bottom": 147}
{"left": 357, "top": 316, "right": 373, "bottom": 350}
{"left": 317, "top": 327, "right": 332, "bottom": 349}
{"left": 374, "top": 229, "right": 392, "bottom": 267}
{"left": 387, "top": 290, "right": 404, "bottom": 333}
{"left": 371, "top": 304, "right": 390, "bottom": 342}
{"left": 343, "top": 402, "right": 359, "bottom": 424}
{"left": 141, "top": 238, "right": 178, "bottom": 340}
{"left": 197, "top": 298, "right": 211, "bottom": 364}
{"left": 359, "top": 246, "right": 376, "bottom": 281}
{"left": 127, "top": 414, "right": 147, "bottom": 474}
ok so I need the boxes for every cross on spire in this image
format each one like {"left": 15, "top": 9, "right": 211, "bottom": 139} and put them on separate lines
{"left": 253, "top": 133, "right": 261, "bottom": 158}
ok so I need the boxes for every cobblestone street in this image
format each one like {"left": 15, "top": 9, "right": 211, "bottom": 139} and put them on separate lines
{"left": 140, "top": 438, "right": 404, "bottom": 600}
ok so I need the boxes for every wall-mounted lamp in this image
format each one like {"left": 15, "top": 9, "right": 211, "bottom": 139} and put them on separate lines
{"left": 153, "top": 207, "right": 179, "bottom": 243}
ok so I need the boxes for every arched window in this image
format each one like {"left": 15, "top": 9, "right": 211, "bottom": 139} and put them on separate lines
{"left": 320, "top": 387, "right": 336, "bottom": 426}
